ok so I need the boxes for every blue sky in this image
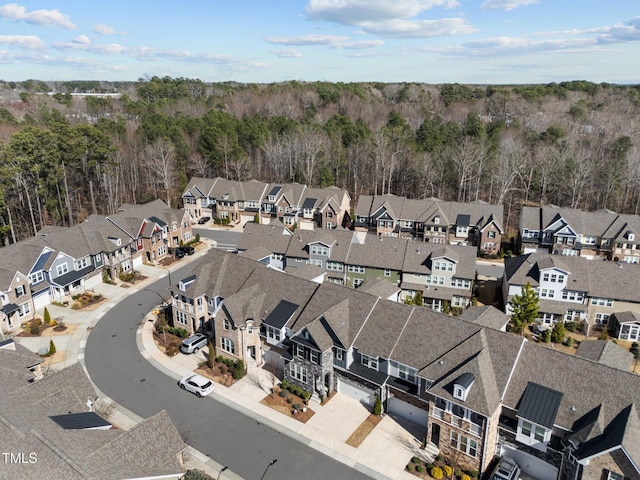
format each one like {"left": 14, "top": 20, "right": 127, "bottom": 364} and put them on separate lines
{"left": 0, "top": 1, "right": 639, "bottom": 84}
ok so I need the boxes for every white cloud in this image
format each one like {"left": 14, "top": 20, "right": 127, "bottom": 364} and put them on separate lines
{"left": 266, "top": 34, "right": 384, "bottom": 49}
{"left": 93, "top": 24, "right": 124, "bottom": 35}
{"left": 0, "top": 3, "right": 76, "bottom": 29}
{"left": 480, "top": 0, "right": 539, "bottom": 11}
{"left": 361, "top": 17, "right": 475, "bottom": 37}
{"left": 270, "top": 48, "right": 303, "bottom": 58}
{"left": 0, "top": 34, "right": 44, "bottom": 49}
{"left": 266, "top": 34, "right": 350, "bottom": 46}
{"left": 72, "top": 35, "right": 91, "bottom": 45}
{"left": 340, "top": 39, "right": 385, "bottom": 49}
{"left": 305, "top": 0, "right": 459, "bottom": 24}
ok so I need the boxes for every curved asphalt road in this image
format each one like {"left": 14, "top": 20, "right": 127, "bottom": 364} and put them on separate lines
{"left": 85, "top": 262, "right": 372, "bottom": 480}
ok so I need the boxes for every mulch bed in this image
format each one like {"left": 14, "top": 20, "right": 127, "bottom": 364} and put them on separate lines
{"left": 345, "top": 414, "right": 382, "bottom": 447}
{"left": 260, "top": 387, "right": 315, "bottom": 423}
{"left": 195, "top": 364, "right": 239, "bottom": 388}
{"left": 153, "top": 331, "right": 185, "bottom": 356}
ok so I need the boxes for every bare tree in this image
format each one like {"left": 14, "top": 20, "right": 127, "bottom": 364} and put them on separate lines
{"left": 142, "top": 138, "right": 176, "bottom": 207}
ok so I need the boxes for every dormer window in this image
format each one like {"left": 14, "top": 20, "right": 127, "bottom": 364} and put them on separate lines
{"left": 453, "top": 373, "right": 475, "bottom": 402}
{"left": 434, "top": 216, "right": 440, "bottom": 224}
{"left": 629, "top": 232, "right": 635, "bottom": 242}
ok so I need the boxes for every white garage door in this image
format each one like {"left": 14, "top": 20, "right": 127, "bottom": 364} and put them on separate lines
{"left": 32, "top": 289, "right": 51, "bottom": 310}
{"left": 241, "top": 214, "right": 256, "bottom": 227}
{"left": 388, "top": 397, "right": 430, "bottom": 426}
{"left": 337, "top": 377, "right": 374, "bottom": 406}
{"left": 501, "top": 446, "right": 558, "bottom": 480}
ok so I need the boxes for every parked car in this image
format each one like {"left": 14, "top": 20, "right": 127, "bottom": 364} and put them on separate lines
{"left": 489, "top": 456, "right": 521, "bottom": 480}
{"left": 197, "top": 216, "right": 211, "bottom": 224}
{"left": 180, "top": 333, "right": 209, "bottom": 354}
{"left": 178, "top": 374, "right": 215, "bottom": 397}
{"left": 174, "top": 247, "right": 186, "bottom": 259}
{"left": 181, "top": 245, "right": 195, "bottom": 255}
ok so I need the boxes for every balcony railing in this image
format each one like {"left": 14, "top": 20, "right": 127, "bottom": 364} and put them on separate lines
{"left": 431, "top": 407, "right": 482, "bottom": 436}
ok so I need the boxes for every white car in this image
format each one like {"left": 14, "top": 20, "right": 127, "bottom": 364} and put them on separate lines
{"left": 178, "top": 374, "right": 215, "bottom": 397}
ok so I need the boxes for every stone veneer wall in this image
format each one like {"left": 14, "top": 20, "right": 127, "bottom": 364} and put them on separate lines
{"left": 580, "top": 450, "right": 640, "bottom": 480}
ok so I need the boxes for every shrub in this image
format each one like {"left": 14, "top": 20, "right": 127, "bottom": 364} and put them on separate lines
{"left": 411, "top": 456, "right": 422, "bottom": 464}
{"left": 292, "top": 403, "right": 302, "bottom": 411}
{"left": 278, "top": 389, "right": 288, "bottom": 398}
{"left": 281, "top": 379, "right": 290, "bottom": 390}
{"left": 32, "top": 317, "right": 42, "bottom": 327}
{"left": 232, "top": 360, "right": 245, "bottom": 379}
{"left": 166, "top": 344, "right": 179, "bottom": 356}
{"left": 215, "top": 355, "right": 224, "bottom": 363}
{"left": 407, "top": 463, "right": 415, "bottom": 471}
{"left": 443, "top": 465, "right": 453, "bottom": 477}
{"left": 461, "top": 475, "right": 471, "bottom": 480}
{"left": 30, "top": 324, "right": 40, "bottom": 335}
{"left": 286, "top": 397, "right": 293, "bottom": 404}
{"left": 44, "top": 308, "right": 51, "bottom": 324}
{"left": 598, "top": 330, "right": 609, "bottom": 340}
{"left": 416, "top": 464, "right": 425, "bottom": 473}
{"left": 430, "top": 466, "right": 443, "bottom": 479}
{"left": 48, "top": 340, "right": 56, "bottom": 356}
{"left": 373, "top": 395, "right": 382, "bottom": 416}
{"left": 183, "top": 469, "right": 215, "bottom": 480}
{"left": 566, "top": 337, "right": 574, "bottom": 347}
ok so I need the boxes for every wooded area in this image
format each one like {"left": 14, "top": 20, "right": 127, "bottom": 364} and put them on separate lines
{"left": 1, "top": 77, "right": 639, "bottom": 244}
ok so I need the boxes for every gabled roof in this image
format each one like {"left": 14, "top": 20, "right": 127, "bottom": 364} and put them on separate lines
{"left": 575, "top": 340, "right": 633, "bottom": 371}
{"left": 504, "top": 253, "right": 640, "bottom": 302}
{"left": 458, "top": 306, "right": 510, "bottom": 331}
{"left": 237, "top": 221, "right": 292, "bottom": 254}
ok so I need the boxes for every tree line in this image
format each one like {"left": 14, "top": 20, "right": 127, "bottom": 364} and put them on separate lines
{"left": 1, "top": 77, "right": 639, "bottom": 244}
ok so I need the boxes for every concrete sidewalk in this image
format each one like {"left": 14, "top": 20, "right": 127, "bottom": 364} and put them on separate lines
{"left": 139, "top": 309, "right": 428, "bottom": 480}
{"left": 16, "top": 237, "right": 430, "bottom": 480}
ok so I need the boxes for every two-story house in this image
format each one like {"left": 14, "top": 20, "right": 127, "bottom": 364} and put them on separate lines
{"left": 345, "top": 235, "right": 407, "bottom": 289}
{"left": 175, "top": 250, "right": 640, "bottom": 480}
{"left": 355, "top": 195, "right": 503, "bottom": 254}
{"left": 401, "top": 244, "right": 477, "bottom": 311}
{"left": 503, "top": 253, "right": 640, "bottom": 329}
{"left": 182, "top": 177, "right": 219, "bottom": 219}
{"left": 284, "top": 229, "right": 355, "bottom": 285}
{"left": 519, "top": 206, "right": 640, "bottom": 263}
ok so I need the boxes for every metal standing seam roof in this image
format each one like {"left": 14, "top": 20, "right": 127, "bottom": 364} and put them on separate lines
{"left": 49, "top": 412, "right": 112, "bottom": 430}
{"left": 302, "top": 197, "right": 317, "bottom": 209}
{"left": 517, "top": 381, "right": 563, "bottom": 429}
{"left": 456, "top": 214, "right": 471, "bottom": 227}
{"left": 263, "top": 300, "right": 299, "bottom": 329}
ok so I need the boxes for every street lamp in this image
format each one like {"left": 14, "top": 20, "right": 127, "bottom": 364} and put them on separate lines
{"left": 259, "top": 459, "right": 277, "bottom": 480}
{"left": 216, "top": 466, "right": 228, "bottom": 480}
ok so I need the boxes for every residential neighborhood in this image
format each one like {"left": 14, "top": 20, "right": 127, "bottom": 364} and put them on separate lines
{"left": 2, "top": 190, "right": 640, "bottom": 480}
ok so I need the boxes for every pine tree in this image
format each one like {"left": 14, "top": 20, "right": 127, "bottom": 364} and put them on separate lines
{"left": 551, "top": 321, "right": 565, "bottom": 344}
{"left": 510, "top": 283, "right": 539, "bottom": 334}
{"left": 48, "top": 340, "right": 56, "bottom": 356}
{"left": 43, "top": 307, "right": 51, "bottom": 324}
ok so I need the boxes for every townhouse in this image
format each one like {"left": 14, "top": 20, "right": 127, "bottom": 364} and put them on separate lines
{"left": 519, "top": 205, "right": 640, "bottom": 263}
{"left": 181, "top": 177, "right": 351, "bottom": 230}
{"left": 503, "top": 253, "right": 640, "bottom": 330}
{"left": 0, "top": 341, "right": 186, "bottom": 479}
{"left": 0, "top": 201, "right": 191, "bottom": 333}
{"left": 171, "top": 249, "right": 640, "bottom": 480}
{"left": 236, "top": 223, "right": 477, "bottom": 309}
{"left": 354, "top": 195, "right": 503, "bottom": 254}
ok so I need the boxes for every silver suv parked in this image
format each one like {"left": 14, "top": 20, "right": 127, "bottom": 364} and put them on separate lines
{"left": 180, "top": 333, "right": 209, "bottom": 354}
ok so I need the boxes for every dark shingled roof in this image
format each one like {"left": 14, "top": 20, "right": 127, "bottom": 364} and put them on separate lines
{"left": 517, "top": 382, "right": 563, "bottom": 429}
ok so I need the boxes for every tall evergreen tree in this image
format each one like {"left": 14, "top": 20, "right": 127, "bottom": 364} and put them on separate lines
{"left": 510, "top": 283, "right": 539, "bottom": 334}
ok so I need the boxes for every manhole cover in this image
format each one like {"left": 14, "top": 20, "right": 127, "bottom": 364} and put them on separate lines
{"left": 140, "top": 378, "right": 146, "bottom": 383}
{"left": 111, "top": 334, "right": 116, "bottom": 337}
